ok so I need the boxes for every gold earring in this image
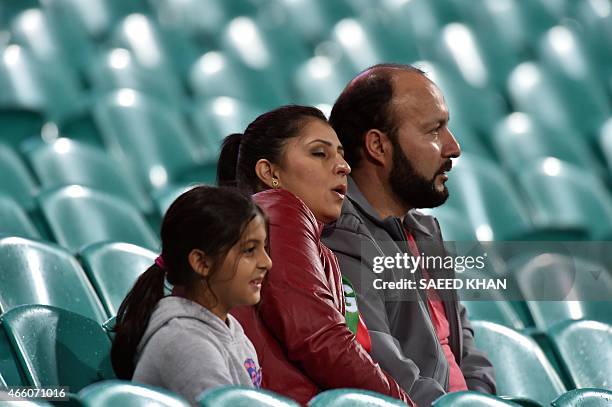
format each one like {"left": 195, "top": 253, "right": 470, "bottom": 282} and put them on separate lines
{"left": 271, "top": 178, "right": 279, "bottom": 189}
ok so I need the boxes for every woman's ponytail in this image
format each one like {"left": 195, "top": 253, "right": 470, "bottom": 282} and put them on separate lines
{"left": 217, "top": 133, "right": 242, "bottom": 187}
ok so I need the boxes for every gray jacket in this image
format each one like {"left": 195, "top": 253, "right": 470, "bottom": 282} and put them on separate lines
{"left": 322, "top": 177, "right": 495, "bottom": 407}
{"left": 132, "top": 297, "right": 261, "bottom": 405}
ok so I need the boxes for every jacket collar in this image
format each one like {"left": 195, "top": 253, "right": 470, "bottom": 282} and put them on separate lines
{"left": 346, "top": 176, "right": 433, "bottom": 238}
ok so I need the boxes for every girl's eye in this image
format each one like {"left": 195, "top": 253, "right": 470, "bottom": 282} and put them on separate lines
{"left": 244, "top": 246, "right": 256, "bottom": 254}
{"left": 312, "top": 151, "right": 326, "bottom": 157}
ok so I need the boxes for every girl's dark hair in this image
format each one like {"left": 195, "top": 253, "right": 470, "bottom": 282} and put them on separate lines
{"left": 217, "top": 105, "right": 328, "bottom": 194}
{"left": 111, "top": 185, "right": 264, "bottom": 379}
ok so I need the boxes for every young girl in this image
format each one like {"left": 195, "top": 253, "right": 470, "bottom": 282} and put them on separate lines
{"left": 111, "top": 186, "right": 271, "bottom": 404}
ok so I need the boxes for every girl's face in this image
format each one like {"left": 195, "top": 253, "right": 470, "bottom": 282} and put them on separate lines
{"left": 211, "top": 215, "right": 271, "bottom": 315}
{"left": 275, "top": 119, "right": 351, "bottom": 223}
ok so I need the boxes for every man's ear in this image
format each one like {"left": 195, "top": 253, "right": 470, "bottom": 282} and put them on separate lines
{"left": 188, "top": 249, "right": 211, "bottom": 278}
{"left": 255, "top": 158, "right": 281, "bottom": 189}
{"left": 363, "top": 129, "right": 392, "bottom": 167}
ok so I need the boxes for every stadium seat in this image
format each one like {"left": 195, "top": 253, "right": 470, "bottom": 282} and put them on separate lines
{"left": 88, "top": 48, "right": 186, "bottom": 109}
{"left": 23, "top": 137, "right": 153, "bottom": 214}
{"left": 472, "top": 321, "right": 566, "bottom": 404}
{"left": 0, "top": 195, "right": 40, "bottom": 239}
{"left": 516, "top": 159, "right": 612, "bottom": 240}
{"left": 599, "top": 118, "right": 612, "bottom": 175}
{"left": 0, "top": 236, "right": 108, "bottom": 323}
{"left": 92, "top": 89, "right": 202, "bottom": 191}
{"left": 511, "top": 253, "right": 612, "bottom": 329}
{"left": 0, "top": 398, "right": 52, "bottom": 406}
{"left": 432, "top": 391, "right": 521, "bottom": 406}
{"left": 0, "top": 328, "right": 27, "bottom": 387}
{"left": 309, "top": 388, "right": 404, "bottom": 406}
{"left": 0, "top": 144, "right": 38, "bottom": 212}
{"left": 78, "top": 380, "right": 190, "bottom": 407}
{"left": 552, "top": 388, "right": 612, "bottom": 407}
{"left": 462, "top": 300, "right": 525, "bottom": 330}
{"left": 79, "top": 242, "right": 156, "bottom": 316}
{"left": 0, "top": 304, "right": 114, "bottom": 391}
{"left": 547, "top": 320, "right": 612, "bottom": 389}
{"left": 191, "top": 97, "right": 260, "bottom": 162}
{"left": 492, "top": 113, "right": 604, "bottom": 177}
{"left": 423, "top": 206, "right": 477, "bottom": 241}
{"left": 198, "top": 386, "right": 299, "bottom": 407}
{"left": 294, "top": 55, "right": 353, "bottom": 106}
{"left": 151, "top": 184, "right": 195, "bottom": 217}
{"left": 37, "top": 185, "right": 159, "bottom": 252}
{"left": 444, "top": 154, "right": 535, "bottom": 241}
{"left": 0, "top": 108, "right": 45, "bottom": 150}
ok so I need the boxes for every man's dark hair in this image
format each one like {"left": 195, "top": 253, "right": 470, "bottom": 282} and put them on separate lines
{"left": 329, "top": 63, "right": 425, "bottom": 169}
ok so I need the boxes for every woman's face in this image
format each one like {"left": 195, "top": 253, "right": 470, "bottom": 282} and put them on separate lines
{"left": 275, "top": 119, "right": 351, "bottom": 223}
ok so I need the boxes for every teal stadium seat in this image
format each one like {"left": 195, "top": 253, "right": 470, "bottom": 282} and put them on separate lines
{"left": 79, "top": 242, "right": 156, "bottom": 316}
{"left": 423, "top": 206, "right": 477, "bottom": 241}
{"left": 552, "top": 388, "right": 612, "bottom": 407}
{"left": 23, "top": 137, "right": 153, "bottom": 214}
{"left": 516, "top": 159, "right": 612, "bottom": 240}
{"left": 92, "top": 89, "right": 202, "bottom": 191}
{"left": 444, "top": 154, "right": 535, "bottom": 241}
{"left": 294, "top": 55, "right": 353, "bottom": 107}
{"left": 37, "top": 185, "right": 159, "bottom": 252}
{"left": 191, "top": 97, "right": 260, "bottom": 163}
{"left": 433, "top": 391, "right": 521, "bottom": 406}
{"left": 0, "top": 196, "right": 40, "bottom": 239}
{"left": 472, "top": 321, "right": 566, "bottom": 404}
{"left": 152, "top": 184, "right": 195, "bottom": 217}
{"left": 0, "top": 305, "right": 114, "bottom": 391}
{"left": 492, "top": 113, "right": 604, "bottom": 177}
{"left": 78, "top": 380, "right": 190, "bottom": 407}
{"left": 461, "top": 300, "right": 525, "bottom": 330}
{"left": 198, "top": 386, "right": 299, "bottom": 407}
{"left": 0, "top": 144, "right": 38, "bottom": 212}
{"left": 308, "top": 389, "right": 405, "bottom": 407}
{"left": 88, "top": 48, "right": 186, "bottom": 110}
{"left": 547, "top": 320, "right": 612, "bottom": 389}
{"left": 599, "top": 118, "right": 612, "bottom": 175}
{"left": 0, "top": 236, "right": 108, "bottom": 323}
{"left": 0, "top": 327, "right": 27, "bottom": 387}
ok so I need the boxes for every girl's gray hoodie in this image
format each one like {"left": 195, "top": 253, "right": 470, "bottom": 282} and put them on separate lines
{"left": 132, "top": 296, "right": 261, "bottom": 405}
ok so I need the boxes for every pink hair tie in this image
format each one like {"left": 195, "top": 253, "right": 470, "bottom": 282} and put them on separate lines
{"left": 155, "top": 255, "right": 166, "bottom": 270}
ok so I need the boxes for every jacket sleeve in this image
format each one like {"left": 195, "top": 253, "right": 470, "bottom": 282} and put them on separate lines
{"left": 257, "top": 196, "right": 414, "bottom": 406}
{"left": 328, "top": 227, "right": 447, "bottom": 407}
{"left": 458, "top": 303, "right": 497, "bottom": 394}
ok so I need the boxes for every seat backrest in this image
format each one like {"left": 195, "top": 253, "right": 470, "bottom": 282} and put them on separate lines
{"left": 0, "top": 236, "right": 108, "bottom": 323}
{"left": 308, "top": 388, "right": 405, "bottom": 407}
{"left": 38, "top": 185, "right": 159, "bottom": 252}
{"left": 25, "top": 138, "right": 152, "bottom": 214}
{"left": 432, "top": 391, "right": 521, "bottom": 406}
{"left": 78, "top": 242, "right": 156, "bottom": 316}
{"left": 547, "top": 320, "right": 612, "bottom": 389}
{"left": 551, "top": 388, "right": 612, "bottom": 407}
{"left": 78, "top": 380, "right": 189, "bottom": 407}
{"left": 0, "top": 144, "right": 38, "bottom": 212}
{"left": 198, "top": 386, "right": 299, "bottom": 407}
{"left": 0, "top": 304, "right": 114, "bottom": 391}
{"left": 472, "top": 321, "right": 566, "bottom": 404}
{"left": 0, "top": 195, "right": 40, "bottom": 239}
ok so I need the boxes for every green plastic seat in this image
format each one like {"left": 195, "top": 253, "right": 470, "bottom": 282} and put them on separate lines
{"left": 511, "top": 253, "right": 612, "bottom": 329}
{"left": 0, "top": 327, "right": 27, "bottom": 387}
{"left": 198, "top": 386, "right": 299, "bottom": 407}
{"left": 492, "top": 112, "right": 603, "bottom": 177}
{"left": 547, "top": 320, "right": 612, "bottom": 389}
{"left": 79, "top": 242, "right": 156, "bottom": 316}
{"left": 191, "top": 97, "right": 260, "bottom": 162}
{"left": 472, "top": 321, "right": 566, "bottom": 404}
{"left": 462, "top": 300, "right": 525, "bottom": 330}
{"left": 294, "top": 55, "right": 354, "bottom": 106}
{"left": 88, "top": 48, "right": 186, "bottom": 109}
{"left": 92, "top": 89, "right": 201, "bottom": 191}
{"left": 421, "top": 206, "right": 477, "bottom": 241}
{"left": 24, "top": 137, "right": 153, "bottom": 214}
{"left": 0, "top": 236, "right": 108, "bottom": 323}
{"left": 0, "top": 196, "right": 40, "bottom": 239}
{"left": 0, "top": 396, "right": 52, "bottom": 406}
{"left": 308, "top": 389, "right": 404, "bottom": 407}
{"left": 444, "top": 154, "right": 534, "bottom": 241}
{"left": 599, "top": 118, "right": 612, "bottom": 174}
{"left": 0, "top": 0, "right": 40, "bottom": 27}
{"left": 0, "top": 304, "right": 114, "bottom": 391}
{"left": 516, "top": 159, "right": 612, "bottom": 240}
{"left": 38, "top": 185, "right": 159, "bottom": 252}
{"left": 79, "top": 380, "right": 189, "bottom": 407}
{"left": 0, "top": 107, "right": 45, "bottom": 150}
{"left": 0, "top": 144, "right": 38, "bottom": 212}
{"left": 433, "top": 391, "right": 521, "bottom": 406}
{"left": 552, "top": 388, "right": 612, "bottom": 407}
{"left": 152, "top": 184, "right": 196, "bottom": 217}
{"left": 10, "top": 7, "right": 94, "bottom": 79}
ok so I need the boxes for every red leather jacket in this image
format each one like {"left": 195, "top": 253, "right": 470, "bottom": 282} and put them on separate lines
{"left": 232, "top": 189, "right": 414, "bottom": 406}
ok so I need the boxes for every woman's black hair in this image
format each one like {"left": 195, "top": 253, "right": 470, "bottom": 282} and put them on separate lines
{"left": 111, "top": 185, "right": 264, "bottom": 379}
{"left": 217, "top": 104, "right": 328, "bottom": 194}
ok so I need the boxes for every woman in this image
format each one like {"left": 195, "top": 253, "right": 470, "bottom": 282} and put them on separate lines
{"left": 217, "top": 105, "right": 414, "bottom": 406}
{"left": 111, "top": 186, "right": 271, "bottom": 404}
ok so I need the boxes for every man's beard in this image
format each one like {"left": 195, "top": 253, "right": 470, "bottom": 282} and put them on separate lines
{"left": 389, "top": 137, "right": 451, "bottom": 209}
